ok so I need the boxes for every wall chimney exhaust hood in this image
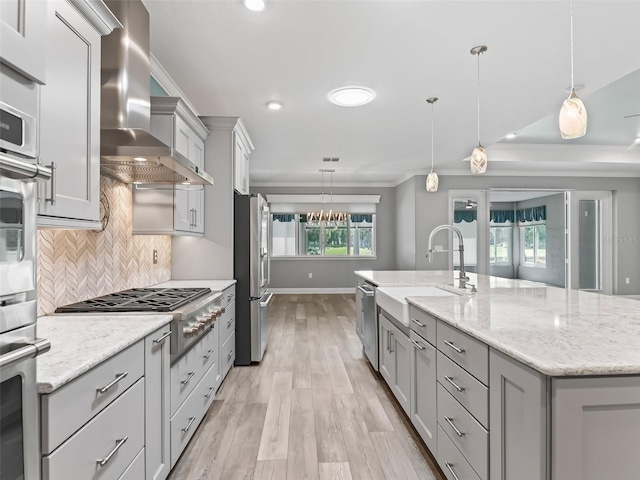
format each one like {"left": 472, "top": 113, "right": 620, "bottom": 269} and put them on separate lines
{"left": 100, "top": 0, "right": 213, "bottom": 185}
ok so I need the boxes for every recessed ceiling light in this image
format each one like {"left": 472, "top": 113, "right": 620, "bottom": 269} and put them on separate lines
{"left": 134, "top": 157, "right": 147, "bottom": 162}
{"left": 635, "top": 137, "right": 640, "bottom": 143}
{"left": 244, "top": 0, "right": 265, "bottom": 11}
{"left": 266, "top": 101, "right": 283, "bottom": 111}
{"left": 328, "top": 87, "right": 376, "bottom": 107}
{"left": 505, "top": 133, "right": 517, "bottom": 139}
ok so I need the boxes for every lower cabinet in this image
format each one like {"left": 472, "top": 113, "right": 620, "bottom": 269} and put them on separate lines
{"left": 219, "top": 293, "right": 236, "bottom": 383}
{"left": 409, "top": 330, "right": 437, "bottom": 453}
{"left": 552, "top": 376, "right": 640, "bottom": 480}
{"left": 118, "top": 448, "right": 146, "bottom": 480}
{"left": 145, "top": 327, "right": 172, "bottom": 480}
{"left": 378, "top": 312, "right": 411, "bottom": 415}
{"left": 489, "top": 348, "right": 547, "bottom": 480}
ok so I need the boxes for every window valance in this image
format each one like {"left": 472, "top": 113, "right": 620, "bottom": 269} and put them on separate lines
{"left": 455, "top": 207, "right": 546, "bottom": 224}
{"left": 516, "top": 206, "right": 546, "bottom": 223}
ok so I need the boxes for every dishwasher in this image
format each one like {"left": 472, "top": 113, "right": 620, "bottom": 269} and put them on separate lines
{"left": 356, "top": 281, "right": 378, "bottom": 371}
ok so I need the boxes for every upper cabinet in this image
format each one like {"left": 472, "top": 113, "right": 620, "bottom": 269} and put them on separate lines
{"left": 0, "top": 0, "right": 47, "bottom": 83}
{"left": 132, "top": 97, "right": 209, "bottom": 236}
{"left": 232, "top": 119, "right": 254, "bottom": 195}
{"left": 37, "top": 0, "right": 120, "bottom": 229}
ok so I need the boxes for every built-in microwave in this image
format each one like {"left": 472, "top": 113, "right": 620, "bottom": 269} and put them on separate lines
{"left": 0, "top": 66, "right": 38, "bottom": 161}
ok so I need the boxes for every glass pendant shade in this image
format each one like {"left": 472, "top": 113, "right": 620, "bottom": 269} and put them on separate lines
{"left": 470, "top": 145, "right": 487, "bottom": 174}
{"left": 426, "top": 171, "right": 439, "bottom": 192}
{"left": 559, "top": 89, "right": 587, "bottom": 139}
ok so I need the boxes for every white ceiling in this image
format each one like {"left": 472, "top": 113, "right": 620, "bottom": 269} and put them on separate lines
{"left": 144, "top": 0, "right": 640, "bottom": 186}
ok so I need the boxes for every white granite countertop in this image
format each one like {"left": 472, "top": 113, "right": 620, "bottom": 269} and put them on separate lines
{"left": 36, "top": 315, "right": 172, "bottom": 394}
{"left": 154, "top": 279, "right": 236, "bottom": 291}
{"left": 356, "top": 270, "right": 640, "bottom": 377}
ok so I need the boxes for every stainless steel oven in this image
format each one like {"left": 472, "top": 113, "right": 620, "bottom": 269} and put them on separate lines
{"left": 1, "top": 62, "right": 52, "bottom": 480}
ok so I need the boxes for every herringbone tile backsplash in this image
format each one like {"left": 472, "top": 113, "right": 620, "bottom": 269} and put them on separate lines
{"left": 37, "top": 176, "right": 172, "bottom": 316}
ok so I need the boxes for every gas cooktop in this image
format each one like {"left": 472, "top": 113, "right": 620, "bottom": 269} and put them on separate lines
{"left": 55, "top": 287, "right": 212, "bottom": 313}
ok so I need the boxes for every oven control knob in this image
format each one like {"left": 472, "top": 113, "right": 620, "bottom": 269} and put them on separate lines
{"left": 183, "top": 326, "right": 194, "bottom": 337}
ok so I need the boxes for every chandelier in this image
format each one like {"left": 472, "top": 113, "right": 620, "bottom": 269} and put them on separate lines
{"left": 307, "top": 169, "right": 348, "bottom": 225}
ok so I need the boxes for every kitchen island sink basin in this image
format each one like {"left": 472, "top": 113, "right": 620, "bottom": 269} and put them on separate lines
{"left": 376, "top": 286, "right": 456, "bottom": 327}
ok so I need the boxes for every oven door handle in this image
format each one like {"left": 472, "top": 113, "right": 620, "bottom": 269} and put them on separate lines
{"left": 0, "top": 338, "right": 51, "bottom": 369}
{"left": 0, "top": 152, "right": 52, "bottom": 182}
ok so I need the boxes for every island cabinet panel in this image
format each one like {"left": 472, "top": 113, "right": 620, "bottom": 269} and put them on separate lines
{"left": 552, "top": 376, "right": 640, "bottom": 480}
{"left": 378, "top": 312, "right": 411, "bottom": 415}
{"left": 489, "top": 348, "right": 548, "bottom": 480}
{"left": 410, "top": 330, "right": 437, "bottom": 453}
{"left": 379, "top": 314, "right": 395, "bottom": 386}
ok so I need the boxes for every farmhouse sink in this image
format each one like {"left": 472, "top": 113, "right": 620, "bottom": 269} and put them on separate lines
{"left": 376, "top": 286, "right": 456, "bottom": 327}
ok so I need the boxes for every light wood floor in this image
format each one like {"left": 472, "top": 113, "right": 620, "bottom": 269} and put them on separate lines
{"left": 169, "top": 294, "right": 445, "bottom": 480}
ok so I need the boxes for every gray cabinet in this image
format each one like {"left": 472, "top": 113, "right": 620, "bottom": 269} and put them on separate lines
{"left": 38, "top": 0, "right": 119, "bottom": 229}
{"left": 145, "top": 327, "right": 171, "bottom": 480}
{"left": 0, "top": 0, "right": 47, "bottom": 83}
{"left": 489, "top": 348, "right": 547, "bottom": 480}
{"left": 410, "top": 330, "right": 437, "bottom": 453}
{"left": 552, "top": 376, "right": 640, "bottom": 480}
{"left": 133, "top": 97, "right": 209, "bottom": 236}
{"left": 233, "top": 122, "right": 253, "bottom": 194}
{"left": 378, "top": 312, "right": 411, "bottom": 415}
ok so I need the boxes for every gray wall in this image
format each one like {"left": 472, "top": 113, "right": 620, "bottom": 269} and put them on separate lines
{"left": 395, "top": 177, "right": 416, "bottom": 269}
{"left": 516, "top": 193, "right": 565, "bottom": 287}
{"left": 409, "top": 175, "right": 640, "bottom": 295}
{"left": 252, "top": 186, "right": 396, "bottom": 289}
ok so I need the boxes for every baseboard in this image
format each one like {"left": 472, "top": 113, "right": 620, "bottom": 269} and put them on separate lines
{"left": 618, "top": 295, "right": 640, "bottom": 300}
{"left": 268, "top": 287, "right": 354, "bottom": 294}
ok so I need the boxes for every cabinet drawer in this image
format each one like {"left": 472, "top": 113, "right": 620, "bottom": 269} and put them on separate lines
{"left": 41, "top": 341, "right": 144, "bottom": 454}
{"left": 118, "top": 448, "right": 145, "bottom": 480}
{"left": 437, "top": 352, "right": 488, "bottom": 428}
{"left": 438, "top": 425, "right": 482, "bottom": 480}
{"left": 170, "top": 331, "right": 217, "bottom": 415}
{"left": 221, "top": 285, "right": 236, "bottom": 308}
{"left": 437, "top": 321, "right": 488, "bottom": 385}
{"left": 222, "top": 330, "right": 235, "bottom": 379}
{"left": 220, "top": 301, "right": 235, "bottom": 346}
{"left": 170, "top": 361, "right": 218, "bottom": 467}
{"left": 409, "top": 305, "right": 437, "bottom": 346}
{"left": 437, "top": 384, "right": 488, "bottom": 480}
{"left": 43, "top": 379, "right": 145, "bottom": 480}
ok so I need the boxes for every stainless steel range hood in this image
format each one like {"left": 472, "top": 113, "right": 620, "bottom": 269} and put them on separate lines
{"left": 100, "top": 0, "right": 213, "bottom": 185}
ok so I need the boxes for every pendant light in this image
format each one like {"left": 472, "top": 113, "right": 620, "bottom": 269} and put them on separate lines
{"left": 559, "top": 0, "right": 587, "bottom": 139}
{"left": 470, "top": 45, "right": 488, "bottom": 174}
{"left": 426, "top": 97, "right": 439, "bottom": 192}
{"left": 307, "top": 169, "right": 346, "bottom": 227}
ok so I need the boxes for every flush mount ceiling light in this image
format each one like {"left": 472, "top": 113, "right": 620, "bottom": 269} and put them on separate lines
{"left": 426, "top": 97, "right": 439, "bottom": 193}
{"left": 470, "top": 45, "right": 488, "bottom": 174}
{"left": 328, "top": 87, "right": 376, "bottom": 107}
{"left": 559, "top": 0, "right": 588, "bottom": 139}
{"left": 244, "top": 0, "right": 265, "bottom": 11}
{"left": 266, "top": 101, "right": 283, "bottom": 111}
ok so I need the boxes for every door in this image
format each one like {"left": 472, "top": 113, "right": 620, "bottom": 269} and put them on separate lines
{"left": 38, "top": 0, "right": 100, "bottom": 224}
{"left": 564, "top": 191, "right": 613, "bottom": 294}
{"left": 145, "top": 327, "right": 171, "bottom": 480}
{"left": 174, "top": 186, "right": 192, "bottom": 232}
{"left": 378, "top": 314, "right": 395, "bottom": 386}
{"left": 391, "top": 327, "right": 411, "bottom": 415}
{"left": 410, "top": 331, "right": 437, "bottom": 453}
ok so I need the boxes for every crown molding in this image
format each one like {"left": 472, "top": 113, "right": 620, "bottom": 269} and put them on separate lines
{"left": 150, "top": 53, "right": 200, "bottom": 117}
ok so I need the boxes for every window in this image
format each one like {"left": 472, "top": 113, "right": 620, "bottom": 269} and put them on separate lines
{"left": 489, "top": 226, "right": 512, "bottom": 265}
{"left": 271, "top": 214, "right": 375, "bottom": 257}
{"left": 521, "top": 224, "right": 546, "bottom": 266}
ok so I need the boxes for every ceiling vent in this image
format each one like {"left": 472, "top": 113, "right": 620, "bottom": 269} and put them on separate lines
{"left": 322, "top": 157, "right": 340, "bottom": 162}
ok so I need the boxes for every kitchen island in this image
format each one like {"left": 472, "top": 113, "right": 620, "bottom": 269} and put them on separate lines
{"left": 355, "top": 270, "right": 640, "bottom": 480}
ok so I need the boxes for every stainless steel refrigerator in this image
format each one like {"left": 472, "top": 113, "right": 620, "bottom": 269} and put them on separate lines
{"left": 234, "top": 193, "right": 272, "bottom": 364}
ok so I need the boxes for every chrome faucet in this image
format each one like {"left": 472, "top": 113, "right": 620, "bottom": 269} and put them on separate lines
{"left": 427, "top": 224, "right": 470, "bottom": 290}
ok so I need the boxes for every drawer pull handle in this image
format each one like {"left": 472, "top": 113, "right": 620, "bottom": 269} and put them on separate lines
{"left": 205, "top": 387, "right": 215, "bottom": 399}
{"left": 97, "top": 436, "right": 128, "bottom": 466}
{"left": 181, "top": 372, "right": 196, "bottom": 385}
{"left": 444, "top": 462, "right": 461, "bottom": 480}
{"left": 444, "top": 375, "right": 465, "bottom": 392}
{"left": 227, "top": 318, "right": 233, "bottom": 328}
{"left": 227, "top": 350, "right": 234, "bottom": 361}
{"left": 153, "top": 331, "right": 171, "bottom": 344}
{"left": 182, "top": 416, "right": 196, "bottom": 433}
{"left": 444, "top": 416, "right": 465, "bottom": 437}
{"left": 204, "top": 349, "right": 214, "bottom": 360}
{"left": 412, "top": 318, "right": 425, "bottom": 328}
{"left": 444, "top": 340, "right": 465, "bottom": 354}
{"left": 411, "top": 339, "right": 425, "bottom": 351}
{"left": 96, "top": 372, "right": 128, "bottom": 394}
